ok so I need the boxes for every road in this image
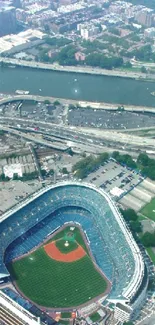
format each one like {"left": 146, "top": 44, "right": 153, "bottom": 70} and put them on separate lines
{"left": 137, "top": 311, "right": 155, "bottom": 325}
{"left": 1, "top": 115, "right": 155, "bottom": 156}
{"left": 0, "top": 124, "right": 68, "bottom": 151}
{"left": 1, "top": 94, "right": 155, "bottom": 114}
{"left": 133, "top": 59, "right": 155, "bottom": 69}
{"left": 3, "top": 114, "right": 155, "bottom": 148}
{"left": 1, "top": 95, "right": 155, "bottom": 153}
{"left": 0, "top": 57, "right": 149, "bottom": 79}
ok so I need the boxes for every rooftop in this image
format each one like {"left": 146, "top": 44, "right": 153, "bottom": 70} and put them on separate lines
{"left": 0, "top": 29, "right": 46, "bottom": 53}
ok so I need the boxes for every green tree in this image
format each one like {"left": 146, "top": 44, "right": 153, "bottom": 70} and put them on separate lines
{"left": 53, "top": 100, "right": 60, "bottom": 106}
{"left": 141, "top": 232, "right": 155, "bottom": 247}
{"left": 124, "top": 61, "right": 132, "bottom": 69}
{"left": 81, "top": 152, "right": 86, "bottom": 158}
{"left": 62, "top": 167, "right": 69, "bottom": 174}
{"left": 85, "top": 53, "right": 123, "bottom": 70}
{"left": 49, "top": 169, "right": 54, "bottom": 176}
{"left": 0, "top": 173, "right": 10, "bottom": 182}
{"left": 13, "top": 173, "right": 19, "bottom": 180}
{"left": 137, "top": 153, "right": 155, "bottom": 180}
{"left": 112, "top": 151, "right": 120, "bottom": 160}
{"left": 96, "top": 152, "right": 109, "bottom": 165}
{"left": 143, "top": 166, "right": 155, "bottom": 180}
{"left": 148, "top": 278, "right": 155, "bottom": 290}
{"left": 141, "top": 66, "right": 147, "bottom": 73}
{"left": 69, "top": 104, "right": 76, "bottom": 110}
{"left": 121, "top": 208, "right": 138, "bottom": 222}
{"left": 109, "top": 27, "right": 120, "bottom": 36}
{"left": 130, "top": 45, "right": 152, "bottom": 62}
{"left": 112, "top": 152, "right": 137, "bottom": 169}
{"left": 137, "top": 153, "right": 149, "bottom": 166}
{"left": 58, "top": 45, "right": 77, "bottom": 66}
{"left": 130, "top": 221, "right": 142, "bottom": 233}
{"left": 72, "top": 153, "right": 109, "bottom": 179}
{"left": 117, "top": 106, "right": 124, "bottom": 111}
{"left": 45, "top": 37, "right": 71, "bottom": 47}
{"left": 44, "top": 99, "right": 51, "bottom": 105}
{"left": 128, "top": 32, "right": 141, "bottom": 42}
{"left": 44, "top": 24, "right": 50, "bottom": 33}
{"left": 75, "top": 168, "right": 87, "bottom": 179}
{"left": 39, "top": 51, "right": 50, "bottom": 62}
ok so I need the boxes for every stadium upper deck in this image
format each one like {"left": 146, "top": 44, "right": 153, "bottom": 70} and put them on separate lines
{"left": 0, "top": 182, "right": 145, "bottom": 305}
{"left": 0, "top": 291, "right": 41, "bottom": 325}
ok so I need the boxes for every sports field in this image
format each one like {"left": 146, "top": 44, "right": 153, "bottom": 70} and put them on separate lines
{"left": 9, "top": 226, "right": 108, "bottom": 308}
{"left": 141, "top": 198, "right": 155, "bottom": 221}
{"left": 90, "top": 312, "right": 101, "bottom": 322}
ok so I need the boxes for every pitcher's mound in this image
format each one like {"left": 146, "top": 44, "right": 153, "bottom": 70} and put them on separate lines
{"left": 44, "top": 241, "right": 86, "bottom": 262}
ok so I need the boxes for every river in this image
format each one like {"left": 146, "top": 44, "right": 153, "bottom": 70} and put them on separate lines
{"left": 0, "top": 66, "right": 155, "bottom": 107}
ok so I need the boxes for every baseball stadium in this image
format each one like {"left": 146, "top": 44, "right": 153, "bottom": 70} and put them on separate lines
{"left": 0, "top": 182, "right": 148, "bottom": 323}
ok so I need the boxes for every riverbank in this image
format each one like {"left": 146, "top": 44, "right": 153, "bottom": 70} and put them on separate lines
{"left": 1, "top": 93, "right": 155, "bottom": 114}
{"left": 0, "top": 56, "right": 152, "bottom": 80}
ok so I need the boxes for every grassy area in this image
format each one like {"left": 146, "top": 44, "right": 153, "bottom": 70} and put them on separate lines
{"left": 59, "top": 320, "right": 70, "bottom": 325}
{"left": 90, "top": 312, "right": 101, "bottom": 322}
{"left": 61, "top": 312, "right": 71, "bottom": 318}
{"left": 55, "top": 239, "right": 78, "bottom": 254}
{"left": 118, "top": 66, "right": 141, "bottom": 72}
{"left": 9, "top": 227, "right": 107, "bottom": 308}
{"left": 141, "top": 198, "right": 155, "bottom": 222}
{"left": 146, "top": 247, "right": 155, "bottom": 265}
{"left": 49, "top": 226, "right": 89, "bottom": 254}
{"left": 137, "top": 214, "right": 147, "bottom": 221}
{"left": 126, "top": 129, "right": 155, "bottom": 136}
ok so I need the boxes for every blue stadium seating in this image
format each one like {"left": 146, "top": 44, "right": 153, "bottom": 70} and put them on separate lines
{"left": 0, "top": 184, "right": 136, "bottom": 301}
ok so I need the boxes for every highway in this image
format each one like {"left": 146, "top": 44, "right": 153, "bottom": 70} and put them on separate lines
{"left": 1, "top": 115, "right": 155, "bottom": 147}
{"left": 132, "top": 59, "right": 155, "bottom": 69}
{"left": 1, "top": 114, "right": 155, "bottom": 156}
{"left": 0, "top": 123, "right": 112, "bottom": 154}
{"left": 0, "top": 94, "right": 155, "bottom": 155}
{"left": 0, "top": 124, "right": 68, "bottom": 151}
{"left": 0, "top": 57, "right": 149, "bottom": 79}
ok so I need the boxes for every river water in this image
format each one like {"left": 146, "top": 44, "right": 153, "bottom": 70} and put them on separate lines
{"left": 0, "top": 66, "right": 155, "bottom": 107}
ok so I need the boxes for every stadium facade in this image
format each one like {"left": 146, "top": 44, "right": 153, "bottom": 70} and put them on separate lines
{"left": 0, "top": 182, "right": 148, "bottom": 323}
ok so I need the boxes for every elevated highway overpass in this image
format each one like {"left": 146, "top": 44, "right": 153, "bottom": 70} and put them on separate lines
{"left": 1, "top": 115, "right": 155, "bottom": 155}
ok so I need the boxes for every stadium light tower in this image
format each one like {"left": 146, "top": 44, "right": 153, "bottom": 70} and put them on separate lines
{"left": 54, "top": 168, "right": 56, "bottom": 183}
{"left": 53, "top": 155, "right": 57, "bottom": 183}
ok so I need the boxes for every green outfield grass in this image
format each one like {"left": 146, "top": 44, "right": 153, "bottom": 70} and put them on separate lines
{"left": 9, "top": 226, "right": 107, "bottom": 308}
{"left": 141, "top": 198, "right": 155, "bottom": 221}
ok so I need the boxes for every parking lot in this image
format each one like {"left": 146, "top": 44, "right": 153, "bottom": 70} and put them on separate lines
{"left": 85, "top": 160, "right": 143, "bottom": 200}
{"left": 1, "top": 100, "right": 65, "bottom": 125}
{"left": 0, "top": 180, "right": 41, "bottom": 213}
{"left": 68, "top": 108, "right": 155, "bottom": 130}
